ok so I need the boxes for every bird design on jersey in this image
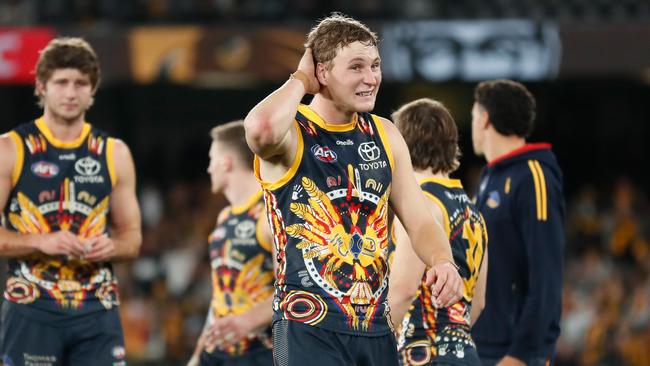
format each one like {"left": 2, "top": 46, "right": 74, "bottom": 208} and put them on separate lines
{"left": 285, "top": 176, "right": 390, "bottom": 331}
{"left": 7, "top": 190, "right": 113, "bottom": 309}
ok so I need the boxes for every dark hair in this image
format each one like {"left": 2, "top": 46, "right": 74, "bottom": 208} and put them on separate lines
{"left": 210, "top": 120, "right": 254, "bottom": 169}
{"left": 392, "top": 98, "right": 460, "bottom": 174}
{"left": 474, "top": 79, "right": 536, "bottom": 138}
{"left": 35, "top": 37, "right": 101, "bottom": 106}
{"left": 305, "top": 13, "right": 378, "bottom": 67}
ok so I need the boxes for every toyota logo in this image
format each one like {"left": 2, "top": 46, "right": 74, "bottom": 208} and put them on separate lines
{"left": 358, "top": 142, "right": 381, "bottom": 162}
{"left": 74, "top": 157, "right": 101, "bottom": 176}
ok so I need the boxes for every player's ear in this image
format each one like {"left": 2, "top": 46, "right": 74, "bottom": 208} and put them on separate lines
{"left": 480, "top": 109, "right": 491, "bottom": 130}
{"left": 222, "top": 155, "right": 234, "bottom": 172}
{"left": 316, "top": 62, "right": 328, "bottom": 86}
{"left": 35, "top": 79, "right": 46, "bottom": 98}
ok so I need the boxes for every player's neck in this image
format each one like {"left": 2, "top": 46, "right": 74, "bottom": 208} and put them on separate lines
{"left": 224, "top": 171, "right": 260, "bottom": 207}
{"left": 42, "top": 110, "right": 86, "bottom": 142}
{"left": 310, "top": 94, "right": 356, "bottom": 125}
{"left": 414, "top": 169, "right": 448, "bottom": 182}
{"left": 484, "top": 133, "right": 526, "bottom": 163}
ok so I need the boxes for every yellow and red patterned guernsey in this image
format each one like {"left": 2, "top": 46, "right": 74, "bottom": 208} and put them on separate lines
{"left": 207, "top": 191, "right": 274, "bottom": 356}
{"left": 3, "top": 117, "right": 119, "bottom": 319}
{"left": 255, "top": 104, "right": 394, "bottom": 336}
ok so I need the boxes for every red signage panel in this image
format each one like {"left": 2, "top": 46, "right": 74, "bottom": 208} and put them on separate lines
{"left": 0, "top": 28, "right": 55, "bottom": 84}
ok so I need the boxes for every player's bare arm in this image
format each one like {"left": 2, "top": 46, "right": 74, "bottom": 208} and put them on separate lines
{"left": 388, "top": 197, "right": 450, "bottom": 328}
{"left": 85, "top": 139, "right": 141, "bottom": 261}
{"left": 380, "top": 118, "right": 462, "bottom": 307}
{"left": 0, "top": 134, "right": 85, "bottom": 257}
{"left": 244, "top": 49, "right": 320, "bottom": 180}
{"left": 387, "top": 217, "right": 427, "bottom": 329}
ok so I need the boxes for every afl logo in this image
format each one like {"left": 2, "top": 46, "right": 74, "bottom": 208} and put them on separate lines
{"left": 311, "top": 144, "right": 337, "bottom": 163}
{"left": 75, "top": 157, "right": 101, "bottom": 176}
{"left": 31, "top": 161, "right": 59, "bottom": 178}
{"left": 358, "top": 142, "right": 380, "bottom": 162}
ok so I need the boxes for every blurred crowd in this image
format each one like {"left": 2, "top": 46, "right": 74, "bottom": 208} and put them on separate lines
{"left": 2, "top": 0, "right": 649, "bottom": 26}
{"left": 558, "top": 178, "right": 650, "bottom": 366}
{"left": 112, "top": 175, "right": 650, "bottom": 365}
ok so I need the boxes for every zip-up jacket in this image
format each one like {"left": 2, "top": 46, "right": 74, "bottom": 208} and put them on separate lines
{"left": 471, "top": 143, "right": 565, "bottom": 362}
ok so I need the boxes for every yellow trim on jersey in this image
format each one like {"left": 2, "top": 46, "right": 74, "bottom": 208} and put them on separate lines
{"left": 106, "top": 138, "right": 117, "bottom": 187}
{"left": 528, "top": 160, "right": 548, "bottom": 221}
{"left": 418, "top": 177, "right": 463, "bottom": 189}
{"left": 256, "top": 217, "right": 272, "bottom": 253}
{"left": 297, "top": 104, "right": 357, "bottom": 132}
{"left": 35, "top": 117, "right": 91, "bottom": 149}
{"left": 372, "top": 115, "right": 395, "bottom": 171}
{"left": 422, "top": 191, "right": 451, "bottom": 236}
{"left": 231, "top": 190, "right": 263, "bottom": 215}
{"left": 254, "top": 122, "right": 304, "bottom": 191}
{"left": 8, "top": 131, "right": 24, "bottom": 188}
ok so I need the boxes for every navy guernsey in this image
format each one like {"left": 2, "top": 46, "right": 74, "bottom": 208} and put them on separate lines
{"left": 207, "top": 190, "right": 274, "bottom": 357}
{"left": 3, "top": 118, "right": 118, "bottom": 321}
{"left": 397, "top": 178, "right": 487, "bottom": 365}
{"left": 471, "top": 143, "right": 565, "bottom": 362}
{"left": 255, "top": 104, "right": 394, "bottom": 336}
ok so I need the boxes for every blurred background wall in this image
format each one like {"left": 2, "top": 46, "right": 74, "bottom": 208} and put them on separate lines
{"left": 1, "top": 1, "right": 649, "bottom": 365}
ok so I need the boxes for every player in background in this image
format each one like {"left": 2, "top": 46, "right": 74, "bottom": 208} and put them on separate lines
{"left": 388, "top": 98, "right": 488, "bottom": 366}
{"left": 0, "top": 37, "right": 141, "bottom": 366}
{"left": 188, "top": 120, "right": 275, "bottom": 366}
{"left": 470, "top": 80, "right": 565, "bottom": 366}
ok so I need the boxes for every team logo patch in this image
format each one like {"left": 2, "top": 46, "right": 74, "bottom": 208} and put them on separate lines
{"left": 2, "top": 355, "right": 15, "bottom": 366}
{"left": 31, "top": 161, "right": 59, "bottom": 178}
{"left": 311, "top": 144, "right": 337, "bottom": 162}
{"left": 487, "top": 190, "right": 500, "bottom": 208}
{"left": 75, "top": 157, "right": 101, "bottom": 176}
{"left": 357, "top": 141, "right": 381, "bottom": 162}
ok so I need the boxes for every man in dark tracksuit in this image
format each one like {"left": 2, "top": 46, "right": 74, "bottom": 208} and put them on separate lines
{"left": 469, "top": 80, "right": 564, "bottom": 366}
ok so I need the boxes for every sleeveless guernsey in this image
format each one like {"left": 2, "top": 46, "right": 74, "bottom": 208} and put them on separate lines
{"left": 207, "top": 191, "right": 274, "bottom": 356}
{"left": 3, "top": 118, "right": 118, "bottom": 320}
{"left": 397, "top": 178, "right": 487, "bottom": 365}
{"left": 255, "top": 104, "right": 394, "bottom": 336}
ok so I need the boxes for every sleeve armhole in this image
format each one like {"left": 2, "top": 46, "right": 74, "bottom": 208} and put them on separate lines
{"left": 8, "top": 131, "right": 24, "bottom": 188}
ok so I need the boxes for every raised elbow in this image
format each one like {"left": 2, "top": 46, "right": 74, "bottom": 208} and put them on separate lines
{"left": 244, "top": 115, "right": 278, "bottom": 158}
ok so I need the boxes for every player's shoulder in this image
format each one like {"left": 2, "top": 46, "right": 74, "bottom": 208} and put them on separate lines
{"left": 0, "top": 132, "right": 19, "bottom": 158}
{"left": 216, "top": 206, "right": 232, "bottom": 225}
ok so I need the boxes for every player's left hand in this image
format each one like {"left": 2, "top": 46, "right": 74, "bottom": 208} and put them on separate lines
{"left": 425, "top": 261, "right": 463, "bottom": 307}
{"left": 497, "top": 355, "right": 526, "bottom": 366}
{"left": 83, "top": 234, "right": 116, "bottom": 262}
{"left": 204, "top": 315, "right": 253, "bottom": 351}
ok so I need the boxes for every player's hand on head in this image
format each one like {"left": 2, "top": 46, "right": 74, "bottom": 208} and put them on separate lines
{"left": 296, "top": 48, "right": 321, "bottom": 94}
{"left": 425, "top": 261, "right": 463, "bottom": 307}
{"left": 30, "top": 230, "right": 86, "bottom": 258}
{"left": 83, "top": 233, "right": 115, "bottom": 262}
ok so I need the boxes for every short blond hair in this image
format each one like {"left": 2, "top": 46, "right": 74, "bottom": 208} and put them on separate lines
{"left": 210, "top": 120, "right": 254, "bottom": 168}
{"left": 305, "top": 13, "right": 378, "bottom": 67}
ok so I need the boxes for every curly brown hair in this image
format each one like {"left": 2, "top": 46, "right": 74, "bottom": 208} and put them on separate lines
{"left": 34, "top": 37, "right": 101, "bottom": 106}
{"left": 305, "top": 13, "right": 378, "bottom": 68}
{"left": 392, "top": 98, "right": 461, "bottom": 174}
